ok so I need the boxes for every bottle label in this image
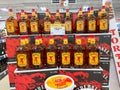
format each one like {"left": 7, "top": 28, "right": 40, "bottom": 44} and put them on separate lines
{"left": 76, "top": 39, "right": 81, "bottom": 44}
{"left": 89, "top": 52, "right": 99, "bottom": 65}
{"left": 63, "top": 39, "right": 68, "bottom": 44}
{"left": 65, "top": 21, "right": 72, "bottom": 31}
{"left": 19, "top": 22, "right": 27, "bottom": 33}
{"left": 35, "top": 39, "right": 42, "bottom": 45}
{"left": 88, "top": 20, "right": 96, "bottom": 31}
{"left": 20, "top": 39, "right": 26, "bottom": 46}
{"left": 100, "top": 19, "right": 108, "bottom": 30}
{"left": 76, "top": 20, "right": 84, "bottom": 31}
{"left": 62, "top": 52, "right": 70, "bottom": 65}
{"left": 88, "top": 38, "right": 95, "bottom": 44}
{"left": 17, "top": 54, "right": 27, "bottom": 67}
{"left": 30, "top": 22, "right": 38, "bottom": 32}
{"left": 44, "top": 22, "right": 51, "bottom": 32}
{"left": 6, "top": 22, "right": 14, "bottom": 33}
{"left": 49, "top": 39, "right": 54, "bottom": 44}
{"left": 74, "top": 52, "right": 83, "bottom": 65}
{"left": 32, "top": 53, "right": 41, "bottom": 66}
{"left": 47, "top": 52, "right": 55, "bottom": 65}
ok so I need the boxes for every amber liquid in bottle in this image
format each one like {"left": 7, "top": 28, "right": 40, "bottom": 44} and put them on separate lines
{"left": 54, "top": 9, "right": 62, "bottom": 24}
{"left": 65, "top": 9, "right": 72, "bottom": 34}
{"left": 30, "top": 9, "right": 40, "bottom": 34}
{"left": 16, "top": 37, "right": 30, "bottom": 70}
{"left": 46, "top": 36, "right": 58, "bottom": 68}
{"left": 6, "top": 9, "right": 18, "bottom": 35}
{"left": 44, "top": 9, "right": 51, "bottom": 34}
{"left": 60, "top": 36, "right": 72, "bottom": 68}
{"left": 96, "top": 9, "right": 101, "bottom": 33}
{"left": 73, "top": 36, "right": 85, "bottom": 68}
{"left": 19, "top": 10, "right": 29, "bottom": 35}
{"left": 87, "top": 7, "right": 97, "bottom": 33}
{"left": 99, "top": 6, "right": 109, "bottom": 33}
{"left": 87, "top": 37, "right": 100, "bottom": 68}
{"left": 76, "top": 8, "right": 85, "bottom": 33}
{"left": 31, "top": 36, "right": 44, "bottom": 69}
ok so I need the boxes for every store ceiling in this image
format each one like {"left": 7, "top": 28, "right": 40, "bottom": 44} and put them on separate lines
{"left": 0, "top": 0, "right": 119, "bottom": 20}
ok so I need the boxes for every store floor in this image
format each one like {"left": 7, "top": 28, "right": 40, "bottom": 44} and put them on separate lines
{"left": 0, "top": 58, "right": 120, "bottom": 90}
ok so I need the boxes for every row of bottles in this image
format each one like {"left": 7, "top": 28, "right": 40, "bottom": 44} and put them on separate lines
{"left": 16, "top": 35, "right": 100, "bottom": 70}
{"left": 6, "top": 6, "right": 109, "bottom": 35}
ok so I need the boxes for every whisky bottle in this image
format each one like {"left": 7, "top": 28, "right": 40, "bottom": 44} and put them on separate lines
{"left": 19, "top": 9, "right": 28, "bottom": 35}
{"left": 46, "top": 36, "right": 58, "bottom": 68}
{"left": 76, "top": 8, "right": 85, "bottom": 33}
{"left": 65, "top": 9, "right": 72, "bottom": 34}
{"left": 30, "top": 9, "right": 39, "bottom": 34}
{"left": 96, "top": 9, "right": 101, "bottom": 33}
{"left": 73, "top": 36, "right": 85, "bottom": 68}
{"left": 6, "top": 9, "right": 18, "bottom": 35}
{"left": 99, "top": 6, "right": 109, "bottom": 33}
{"left": 87, "top": 7, "right": 97, "bottom": 33}
{"left": 87, "top": 36, "right": 100, "bottom": 68}
{"left": 25, "top": 12, "right": 30, "bottom": 34}
{"left": 60, "top": 35, "right": 72, "bottom": 68}
{"left": 31, "top": 36, "right": 44, "bottom": 69}
{"left": 16, "top": 36, "right": 30, "bottom": 69}
{"left": 44, "top": 9, "right": 51, "bottom": 34}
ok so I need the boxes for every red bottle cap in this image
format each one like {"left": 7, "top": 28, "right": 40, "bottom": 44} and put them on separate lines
{"left": 46, "top": 9, "right": 49, "bottom": 12}
{"left": 102, "top": 6, "right": 106, "bottom": 9}
{"left": 32, "top": 9, "right": 35, "bottom": 12}
{"left": 79, "top": 7, "right": 82, "bottom": 11}
{"left": 35, "top": 36, "right": 42, "bottom": 39}
{"left": 9, "top": 9, "right": 13, "bottom": 12}
{"left": 64, "top": 35, "right": 68, "bottom": 39}
{"left": 66, "top": 9, "right": 69, "bottom": 12}
{"left": 21, "top": 9, "right": 24, "bottom": 12}
{"left": 90, "top": 6, "right": 94, "bottom": 10}
{"left": 56, "top": 9, "right": 59, "bottom": 13}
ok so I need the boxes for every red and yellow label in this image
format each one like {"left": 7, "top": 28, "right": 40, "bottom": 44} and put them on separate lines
{"left": 76, "top": 39, "right": 81, "bottom": 44}
{"left": 74, "top": 52, "right": 83, "bottom": 65}
{"left": 88, "top": 20, "right": 96, "bottom": 31}
{"left": 46, "top": 75, "right": 72, "bottom": 89}
{"left": 35, "top": 39, "right": 42, "bottom": 45}
{"left": 44, "top": 22, "right": 51, "bottom": 32}
{"left": 47, "top": 52, "right": 55, "bottom": 65}
{"left": 63, "top": 39, "right": 68, "bottom": 44}
{"left": 17, "top": 54, "right": 27, "bottom": 67}
{"left": 88, "top": 38, "right": 95, "bottom": 44}
{"left": 49, "top": 39, "right": 54, "bottom": 44}
{"left": 32, "top": 53, "right": 41, "bottom": 66}
{"left": 89, "top": 52, "right": 99, "bottom": 65}
{"left": 30, "top": 22, "right": 38, "bottom": 32}
{"left": 20, "top": 39, "right": 26, "bottom": 46}
{"left": 62, "top": 52, "right": 70, "bottom": 65}
{"left": 100, "top": 19, "right": 108, "bottom": 30}
{"left": 19, "top": 22, "right": 27, "bottom": 33}
{"left": 76, "top": 20, "right": 84, "bottom": 31}
{"left": 65, "top": 21, "right": 72, "bottom": 31}
{"left": 6, "top": 22, "right": 14, "bottom": 33}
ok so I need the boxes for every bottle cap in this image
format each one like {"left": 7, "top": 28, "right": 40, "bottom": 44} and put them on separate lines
{"left": 9, "top": 9, "right": 13, "bottom": 12}
{"left": 56, "top": 9, "right": 59, "bottom": 13}
{"left": 102, "top": 6, "right": 106, "bottom": 9}
{"left": 21, "top": 9, "right": 24, "bottom": 13}
{"left": 35, "top": 36, "right": 42, "bottom": 39}
{"left": 64, "top": 35, "right": 68, "bottom": 39}
{"left": 32, "top": 9, "right": 35, "bottom": 12}
{"left": 87, "top": 7, "right": 90, "bottom": 11}
{"left": 90, "top": 6, "right": 94, "bottom": 10}
{"left": 79, "top": 7, "right": 82, "bottom": 11}
{"left": 66, "top": 9, "right": 69, "bottom": 12}
{"left": 46, "top": 9, "right": 49, "bottom": 12}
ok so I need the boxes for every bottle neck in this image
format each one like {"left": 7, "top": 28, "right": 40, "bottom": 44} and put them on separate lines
{"left": 9, "top": 12, "right": 13, "bottom": 17}
{"left": 32, "top": 12, "right": 36, "bottom": 17}
{"left": 78, "top": 11, "right": 82, "bottom": 17}
{"left": 66, "top": 12, "right": 70, "bottom": 17}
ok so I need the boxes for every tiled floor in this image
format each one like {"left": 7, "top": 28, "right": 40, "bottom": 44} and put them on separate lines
{"left": 0, "top": 58, "right": 120, "bottom": 90}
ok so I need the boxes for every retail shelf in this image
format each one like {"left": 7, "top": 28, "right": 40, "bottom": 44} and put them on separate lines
{"left": 0, "top": 69, "right": 8, "bottom": 79}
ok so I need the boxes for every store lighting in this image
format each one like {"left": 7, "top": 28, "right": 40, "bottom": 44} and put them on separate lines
{"left": 0, "top": 8, "right": 8, "bottom": 12}
{"left": 0, "top": 16, "right": 2, "bottom": 19}
{"left": 40, "top": 7, "right": 46, "bottom": 11}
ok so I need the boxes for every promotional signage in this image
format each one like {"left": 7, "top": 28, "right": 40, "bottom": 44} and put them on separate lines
{"left": 103, "top": 0, "right": 120, "bottom": 84}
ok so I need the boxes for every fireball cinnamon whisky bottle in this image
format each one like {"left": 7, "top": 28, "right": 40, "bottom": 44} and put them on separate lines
{"left": 16, "top": 37, "right": 30, "bottom": 69}
{"left": 99, "top": 6, "right": 109, "bottom": 33}
{"left": 87, "top": 7, "right": 97, "bottom": 33}
{"left": 65, "top": 9, "right": 72, "bottom": 34}
{"left": 44, "top": 9, "right": 51, "bottom": 34}
{"left": 46, "top": 36, "right": 58, "bottom": 68}
{"left": 54, "top": 9, "right": 62, "bottom": 24}
{"left": 19, "top": 9, "right": 28, "bottom": 35}
{"left": 60, "top": 35, "right": 72, "bottom": 68}
{"left": 6, "top": 9, "right": 18, "bottom": 35}
{"left": 30, "top": 9, "right": 39, "bottom": 34}
{"left": 87, "top": 36, "right": 100, "bottom": 68}
{"left": 76, "top": 8, "right": 85, "bottom": 33}
{"left": 31, "top": 36, "right": 44, "bottom": 69}
{"left": 73, "top": 36, "right": 85, "bottom": 68}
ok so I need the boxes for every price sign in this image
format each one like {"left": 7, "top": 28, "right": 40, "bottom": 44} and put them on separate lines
{"left": 51, "top": 24, "right": 65, "bottom": 35}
